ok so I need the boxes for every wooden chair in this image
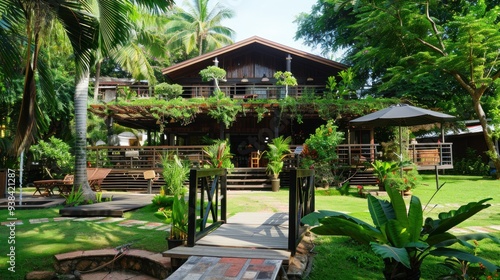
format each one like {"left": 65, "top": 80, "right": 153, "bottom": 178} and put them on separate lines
{"left": 250, "top": 151, "right": 260, "bottom": 168}
{"left": 87, "top": 168, "right": 112, "bottom": 192}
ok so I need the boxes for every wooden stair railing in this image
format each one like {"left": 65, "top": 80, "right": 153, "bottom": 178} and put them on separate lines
{"left": 289, "top": 168, "right": 315, "bottom": 256}
{"left": 187, "top": 168, "right": 227, "bottom": 247}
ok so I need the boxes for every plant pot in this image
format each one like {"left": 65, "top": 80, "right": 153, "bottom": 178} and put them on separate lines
{"left": 383, "top": 260, "right": 421, "bottom": 280}
{"left": 167, "top": 238, "right": 185, "bottom": 249}
{"left": 271, "top": 178, "right": 280, "bottom": 192}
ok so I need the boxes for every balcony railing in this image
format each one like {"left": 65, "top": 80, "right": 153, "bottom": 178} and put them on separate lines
{"left": 336, "top": 143, "right": 453, "bottom": 170}
{"left": 87, "top": 142, "right": 453, "bottom": 170}
{"left": 87, "top": 145, "right": 207, "bottom": 170}
{"left": 95, "top": 84, "right": 327, "bottom": 102}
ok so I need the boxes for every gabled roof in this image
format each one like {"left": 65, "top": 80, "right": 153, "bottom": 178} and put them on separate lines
{"left": 162, "top": 36, "right": 347, "bottom": 80}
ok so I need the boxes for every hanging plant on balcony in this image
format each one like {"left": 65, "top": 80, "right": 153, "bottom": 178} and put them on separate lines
{"left": 207, "top": 90, "right": 242, "bottom": 128}
{"left": 254, "top": 106, "right": 269, "bottom": 123}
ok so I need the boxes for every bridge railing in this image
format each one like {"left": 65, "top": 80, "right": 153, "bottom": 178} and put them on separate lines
{"left": 186, "top": 168, "right": 227, "bottom": 247}
{"left": 288, "top": 168, "right": 315, "bottom": 256}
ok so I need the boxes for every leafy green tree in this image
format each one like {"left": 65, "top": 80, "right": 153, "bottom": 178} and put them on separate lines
{"left": 296, "top": 0, "right": 500, "bottom": 178}
{"left": 165, "top": 0, "right": 235, "bottom": 57}
{"left": 301, "top": 120, "right": 344, "bottom": 186}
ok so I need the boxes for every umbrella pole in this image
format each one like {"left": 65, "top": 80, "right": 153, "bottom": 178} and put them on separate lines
{"left": 399, "top": 126, "right": 403, "bottom": 177}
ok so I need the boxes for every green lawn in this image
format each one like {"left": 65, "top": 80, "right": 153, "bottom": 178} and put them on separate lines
{"left": 306, "top": 174, "right": 500, "bottom": 280}
{"left": 0, "top": 174, "right": 498, "bottom": 280}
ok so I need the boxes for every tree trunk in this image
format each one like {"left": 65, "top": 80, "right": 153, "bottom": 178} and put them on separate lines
{"left": 74, "top": 71, "right": 95, "bottom": 200}
{"left": 472, "top": 96, "right": 500, "bottom": 179}
{"left": 93, "top": 61, "right": 102, "bottom": 102}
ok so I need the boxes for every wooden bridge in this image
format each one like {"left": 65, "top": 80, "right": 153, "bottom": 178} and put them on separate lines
{"left": 163, "top": 168, "right": 315, "bottom": 278}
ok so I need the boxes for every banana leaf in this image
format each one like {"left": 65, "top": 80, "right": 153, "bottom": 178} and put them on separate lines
{"left": 407, "top": 195, "right": 423, "bottom": 243}
{"left": 370, "top": 242, "right": 411, "bottom": 269}
{"left": 367, "top": 194, "right": 395, "bottom": 228}
{"left": 430, "top": 247, "right": 499, "bottom": 272}
{"left": 310, "top": 215, "right": 386, "bottom": 245}
{"left": 385, "top": 185, "right": 409, "bottom": 228}
{"left": 425, "top": 198, "right": 492, "bottom": 236}
{"left": 382, "top": 219, "right": 410, "bottom": 248}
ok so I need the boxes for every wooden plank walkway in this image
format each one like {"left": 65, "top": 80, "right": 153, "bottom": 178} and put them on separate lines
{"left": 163, "top": 212, "right": 291, "bottom": 264}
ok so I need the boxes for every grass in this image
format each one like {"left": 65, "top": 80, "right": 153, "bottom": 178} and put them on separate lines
{"left": 305, "top": 174, "right": 500, "bottom": 280}
{"left": 0, "top": 175, "right": 498, "bottom": 279}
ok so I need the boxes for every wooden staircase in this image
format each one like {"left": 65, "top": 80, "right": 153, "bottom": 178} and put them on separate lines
{"left": 348, "top": 168, "right": 379, "bottom": 186}
{"left": 227, "top": 168, "right": 271, "bottom": 189}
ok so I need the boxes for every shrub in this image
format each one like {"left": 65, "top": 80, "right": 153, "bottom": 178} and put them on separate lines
{"left": 451, "top": 148, "right": 490, "bottom": 176}
{"left": 155, "top": 83, "right": 183, "bottom": 99}
{"left": 29, "top": 136, "right": 74, "bottom": 178}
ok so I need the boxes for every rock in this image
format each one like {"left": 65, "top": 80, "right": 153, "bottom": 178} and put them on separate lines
{"left": 25, "top": 271, "right": 57, "bottom": 280}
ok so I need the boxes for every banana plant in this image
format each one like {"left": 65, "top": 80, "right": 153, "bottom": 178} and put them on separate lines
{"left": 302, "top": 185, "right": 499, "bottom": 279}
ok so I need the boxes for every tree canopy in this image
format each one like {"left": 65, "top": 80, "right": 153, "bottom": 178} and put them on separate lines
{"left": 296, "top": 0, "right": 500, "bottom": 178}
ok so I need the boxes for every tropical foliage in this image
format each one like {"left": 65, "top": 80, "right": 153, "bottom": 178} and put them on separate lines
{"left": 264, "top": 136, "right": 292, "bottom": 179}
{"left": 29, "top": 136, "right": 74, "bottom": 179}
{"left": 165, "top": 0, "right": 235, "bottom": 57}
{"left": 302, "top": 185, "right": 499, "bottom": 279}
{"left": 296, "top": 0, "right": 500, "bottom": 178}
{"left": 161, "top": 155, "right": 190, "bottom": 196}
{"left": 202, "top": 139, "right": 234, "bottom": 169}
{"left": 300, "top": 120, "right": 344, "bottom": 186}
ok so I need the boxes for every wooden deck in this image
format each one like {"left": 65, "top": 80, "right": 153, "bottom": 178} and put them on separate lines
{"left": 163, "top": 212, "right": 292, "bottom": 264}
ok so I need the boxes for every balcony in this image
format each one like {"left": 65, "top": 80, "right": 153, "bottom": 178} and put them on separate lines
{"left": 336, "top": 142, "right": 453, "bottom": 170}
{"left": 94, "top": 84, "right": 327, "bottom": 102}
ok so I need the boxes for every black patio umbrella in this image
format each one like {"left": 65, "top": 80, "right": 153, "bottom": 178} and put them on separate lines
{"left": 350, "top": 103, "right": 456, "bottom": 159}
{"left": 349, "top": 103, "right": 456, "bottom": 127}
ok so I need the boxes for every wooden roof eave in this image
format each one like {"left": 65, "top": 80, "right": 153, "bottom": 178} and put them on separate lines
{"left": 161, "top": 36, "right": 348, "bottom": 76}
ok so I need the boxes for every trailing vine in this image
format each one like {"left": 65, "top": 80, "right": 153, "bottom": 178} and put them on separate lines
{"left": 207, "top": 90, "right": 242, "bottom": 128}
{"left": 254, "top": 106, "right": 269, "bottom": 123}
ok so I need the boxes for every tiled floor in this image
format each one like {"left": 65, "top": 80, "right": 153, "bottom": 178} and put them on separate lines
{"left": 167, "top": 256, "right": 283, "bottom": 280}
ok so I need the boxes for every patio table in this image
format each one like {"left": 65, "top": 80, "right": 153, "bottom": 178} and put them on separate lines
{"left": 32, "top": 179, "right": 64, "bottom": 196}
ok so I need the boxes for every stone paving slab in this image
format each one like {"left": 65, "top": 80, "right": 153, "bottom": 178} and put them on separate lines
{"left": 138, "top": 222, "right": 164, "bottom": 229}
{"left": 118, "top": 219, "right": 149, "bottom": 227}
{"left": 96, "top": 217, "right": 127, "bottom": 223}
{"left": 168, "top": 256, "right": 282, "bottom": 280}
{"left": 29, "top": 218, "right": 50, "bottom": 224}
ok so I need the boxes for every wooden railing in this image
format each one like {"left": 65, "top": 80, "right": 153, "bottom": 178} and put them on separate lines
{"left": 87, "top": 142, "right": 453, "bottom": 171}
{"left": 408, "top": 142, "right": 453, "bottom": 170}
{"left": 336, "top": 143, "right": 453, "bottom": 170}
{"left": 187, "top": 168, "right": 227, "bottom": 247}
{"left": 336, "top": 144, "right": 379, "bottom": 166}
{"left": 87, "top": 145, "right": 207, "bottom": 169}
{"left": 97, "top": 84, "right": 326, "bottom": 102}
{"left": 288, "top": 168, "right": 315, "bottom": 256}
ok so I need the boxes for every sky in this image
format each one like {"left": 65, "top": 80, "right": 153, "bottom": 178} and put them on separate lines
{"left": 216, "top": 0, "right": 320, "bottom": 55}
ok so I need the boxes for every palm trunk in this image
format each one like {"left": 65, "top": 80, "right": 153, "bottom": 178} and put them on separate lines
{"left": 93, "top": 61, "right": 102, "bottom": 102}
{"left": 74, "top": 71, "right": 95, "bottom": 200}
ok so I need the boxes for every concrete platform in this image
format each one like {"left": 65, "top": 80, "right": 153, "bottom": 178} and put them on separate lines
{"left": 59, "top": 193, "right": 154, "bottom": 217}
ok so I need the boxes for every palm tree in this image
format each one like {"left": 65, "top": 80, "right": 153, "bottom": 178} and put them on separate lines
{"left": 1, "top": 0, "right": 172, "bottom": 200}
{"left": 1, "top": 1, "right": 96, "bottom": 157}
{"left": 74, "top": 0, "right": 172, "bottom": 200}
{"left": 165, "top": 0, "right": 235, "bottom": 56}
{"left": 92, "top": 6, "right": 171, "bottom": 101}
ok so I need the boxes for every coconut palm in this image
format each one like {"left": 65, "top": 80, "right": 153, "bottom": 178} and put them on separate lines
{"left": 1, "top": 0, "right": 172, "bottom": 199}
{"left": 165, "top": 0, "right": 235, "bottom": 57}
{"left": 92, "top": 6, "right": 171, "bottom": 101}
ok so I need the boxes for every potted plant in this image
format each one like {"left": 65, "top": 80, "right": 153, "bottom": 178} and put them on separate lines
{"left": 302, "top": 185, "right": 499, "bottom": 280}
{"left": 371, "top": 160, "right": 400, "bottom": 191}
{"left": 264, "top": 136, "right": 291, "bottom": 192}
{"left": 156, "top": 155, "right": 190, "bottom": 248}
